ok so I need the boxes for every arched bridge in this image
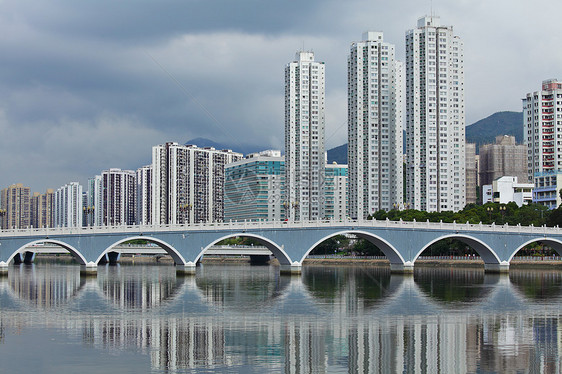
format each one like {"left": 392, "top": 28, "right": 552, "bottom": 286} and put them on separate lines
{"left": 0, "top": 219, "right": 561, "bottom": 276}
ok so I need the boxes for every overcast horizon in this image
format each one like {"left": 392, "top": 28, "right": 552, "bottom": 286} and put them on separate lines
{"left": 0, "top": 0, "right": 560, "bottom": 192}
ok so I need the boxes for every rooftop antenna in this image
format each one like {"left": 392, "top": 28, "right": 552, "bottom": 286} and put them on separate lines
{"left": 430, "top": 0, "right": 433, "bottom": 18}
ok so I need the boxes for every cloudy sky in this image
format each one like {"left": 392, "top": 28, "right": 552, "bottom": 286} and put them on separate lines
{"left": 0, "top": 0, "right": 560, "bottom": 192}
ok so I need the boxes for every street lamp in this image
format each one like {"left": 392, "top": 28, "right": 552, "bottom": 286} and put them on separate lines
{"left": 499, "top": 205, "right": 506, "bottom": 223}
{"left": 487, "top": 206, "right": 494, "bottom": 222}
{"left": 83, "top": 206, "right": 95, "bottom": 226}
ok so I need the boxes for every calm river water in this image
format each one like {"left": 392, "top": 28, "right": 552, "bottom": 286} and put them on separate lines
{"left": 0, "top": 263, "right": 561, "bottom": 373}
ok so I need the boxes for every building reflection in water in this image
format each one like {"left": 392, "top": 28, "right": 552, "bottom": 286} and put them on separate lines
{"left": 7, "top": 264, "right": 83, "bottom": 309}
{"left": 98, "top": 264, "right": 185, "bottom": 310}
{"left": 1, "top": 265, "right": 562, "bottom": 372}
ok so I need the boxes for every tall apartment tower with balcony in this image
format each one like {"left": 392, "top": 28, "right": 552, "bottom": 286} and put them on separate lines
{"left": 136, "top": 165, "right": 152, "bottom": 225}
{"left": 348, "top": 32, "right": 403, "bottom": 218}
{"left": 102, "top": 169, "right": 136, "bottom": 226}
{"left": 405, "top": 16, "right": 466, "bottom": 212}
{"left": 523, "top": 79, "right": 562, "bottom": 182}
{"left": 85, "top": 175, "right": 102, "bottom": 226}
{"left": 284, "top": 51, "right": 326, "bottom": 221}
{"left": 30, "top": 189, "right": 54, "bottom": 228}
{"left": 0, "top": 183, "right": 31, "bottom": 229}
{"left": 152, "top": 142, "right": 242, "bottom": 224}
{"left": 54, "top": 182, "right": 83, "bottom": 228}
{"left": 87, "top": 169, "right": 136, "bottom": 226}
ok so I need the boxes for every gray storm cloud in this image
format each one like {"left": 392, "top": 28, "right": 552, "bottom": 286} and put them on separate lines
{"left": 0, "top": 0, "right": 559, "bottom": 191}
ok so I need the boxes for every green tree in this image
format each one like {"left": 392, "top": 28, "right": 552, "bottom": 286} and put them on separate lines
{"left": 310, "top": 235, "right": 350, "bottom": 255}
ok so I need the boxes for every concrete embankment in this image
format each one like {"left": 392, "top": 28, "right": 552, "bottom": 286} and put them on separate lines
{"left": 302, "top": 257, "right": 562, "bottom": 269}
{"left": 33, "top": 253, "right": 562, "bottom": 269}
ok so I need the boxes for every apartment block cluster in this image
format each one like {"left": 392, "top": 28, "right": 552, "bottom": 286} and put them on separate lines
{"left": 1, "top": 16, "right": 561, "bottom": 229}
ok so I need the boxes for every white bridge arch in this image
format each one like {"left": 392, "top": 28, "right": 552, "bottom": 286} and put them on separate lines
{"left": 0, "top": 219, "right": 561, "bottom": 275}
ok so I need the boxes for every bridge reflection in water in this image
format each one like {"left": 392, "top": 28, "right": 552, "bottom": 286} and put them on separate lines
{"left": 0, "top": 265, "right": 561, "bottom": 373}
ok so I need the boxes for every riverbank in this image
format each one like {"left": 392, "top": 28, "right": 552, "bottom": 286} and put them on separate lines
{"left": 33, "top": 253, "right": 562, "bottom": 269}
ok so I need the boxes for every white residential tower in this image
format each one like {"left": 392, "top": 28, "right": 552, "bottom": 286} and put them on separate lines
{"left": 284, "top": 51, "right": 326, "bottom": 220}
{"left": 348, "top": 31, "right": 403, "bottom": 218}
{"left": 405, "top": 16, "right": 466, "bottom": 212}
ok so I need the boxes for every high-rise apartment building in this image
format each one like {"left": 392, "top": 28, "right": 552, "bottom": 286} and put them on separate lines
{"left": 85, "top": 175, "right": 102, "bottom": 226}
{"left": 348, "top": 32, "right": 403, "bottom": 218}
{"left": 30, "top": 189, "right": 54, "bottom": 228}
{"left": 152, "top": 142, "right": 242, "bottom": 224}
{"left": 0, "top": 183, "right": 31, "bottom": 229}
{"left": 101, "top": 169, "right": 136, "bottom": 226}
{"left": 87, "top": 169, "right": 136, "bottom": 226}
{"left": 284, "top": 51, "right": 326, "bottom": 220}
{"left": 136, "top": 165, "right": 152, "bottom": 225}
{"left": 224, "top": 150, "right": 284, "bottom": 222}
{"left": 523, "top": 79, "right": 562, "bottom": 182}
{"left": 479, "top": 135, "right": 527, "bottom": 187}
{"left": 465, "top": 143, "right": 477, "bottom": 205}
{"left": 324, "top": 162, "right": 348, "bottom": 220}
{"left": 54, "top": 182, "right": 83, "bottom": 228}
{"left": 405, "top": 16, "right": 466, "bottom": 212}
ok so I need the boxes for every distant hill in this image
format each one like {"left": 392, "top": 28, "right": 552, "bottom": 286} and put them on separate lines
{"left": 466, "top": 111, "right": 523, "bottom": 150}
{"left": 327, "top": 143, "right": 347, "bottom": 165}
{"left": 185, "top": 137, "right": 263, "bottom": 156}
{"left": 326, "top": 111, "right": 524, "bottom": 163}
{"left": 188, "top": 111, "right": 523, "bottom": 163}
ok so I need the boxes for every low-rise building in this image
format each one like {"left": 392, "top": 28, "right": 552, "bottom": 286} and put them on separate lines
{"left": 482, "top": 176, "right": 533, "bottom": 207}
{"left": 532, "top": 172, "right": 562, "bottom": 209}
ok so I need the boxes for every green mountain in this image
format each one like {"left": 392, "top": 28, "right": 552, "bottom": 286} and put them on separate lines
{"left": 326, "top": 111, "right": 524, "bottom": 163}
{"left": 185, "top": 137, "right": 262, "bottom": 156}
{"left": 327, "top": 143, "right": 347, "bottom": 165}
{"left": 465, "top": 111, "right": 523, "bottom": 148}
{"left": 188, "top": 111, "right": 524, "bottom": 164}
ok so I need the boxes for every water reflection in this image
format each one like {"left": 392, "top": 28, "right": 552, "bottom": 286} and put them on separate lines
{"left": 0, "top": 264, "right": 561, "bottom": 373}
{"left": 97, "top": 264, "right": 186, "bottom": 310}
{"left": 301, "top": 265, "right": 393, "bottom": 311}
{"left": 509, "top": 269, "right": 562, "bottom": 301}
{"left": 414, "top": 267, "right": 497, "bottom": 305}
{"left": 5, "top": 264, "right": 84, "bottom": 309}
{"left": 195, "top": 264, "right": 290, "bottom": 312}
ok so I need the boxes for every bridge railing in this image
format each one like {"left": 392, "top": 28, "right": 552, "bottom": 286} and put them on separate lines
{"left": 0, "top": 218, "right": 560, "bottom": 237}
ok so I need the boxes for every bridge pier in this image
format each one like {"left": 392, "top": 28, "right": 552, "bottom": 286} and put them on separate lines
{"left": 99, "top": 252, "right": 121, "bottom": 265}
{"left": 23, "top": 251, "right": 36, "bottom": 264}
{"left": 12, "top": 253, "right": 22, "bottom": 265}
{"left": 176, "top": 262, "right": 197, "bottom": 276}
{"left": 390, "top": 262, "right": 414, "bottom": 274}
{"left": 484, "top": 261, "right": 510, "bottom": 273}
{"left": 80, "top": 262, "right": 98, "bottom": 277}
{"left": 249, "top": 255, "right": 271, "bottom": 264}
{"left": 280, "top": 262, "right": 302, "bottom": 275}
